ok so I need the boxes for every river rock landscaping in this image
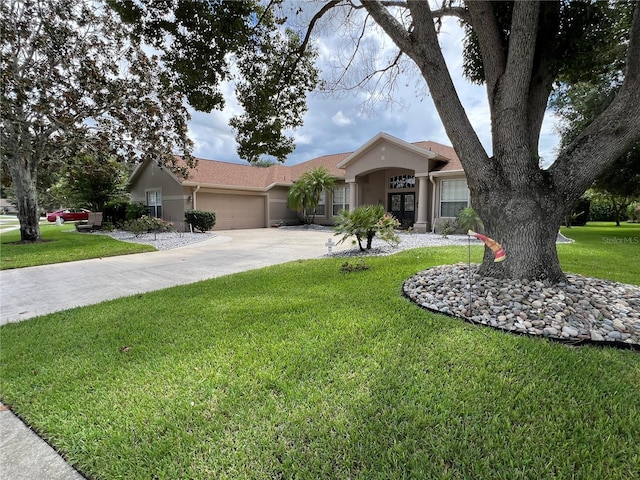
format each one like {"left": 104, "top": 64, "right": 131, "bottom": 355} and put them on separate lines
{"left": 404, "top": 263, "right": 640, "bottom": 347}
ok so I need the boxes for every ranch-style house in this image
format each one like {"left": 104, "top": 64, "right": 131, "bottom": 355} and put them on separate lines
{"left": 128, "top": 132, "right": 469, "bottom": 232}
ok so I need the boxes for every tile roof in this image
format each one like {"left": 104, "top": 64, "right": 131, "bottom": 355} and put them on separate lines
{"left": 175, "top": 138, "right": 460, "bottom": 190}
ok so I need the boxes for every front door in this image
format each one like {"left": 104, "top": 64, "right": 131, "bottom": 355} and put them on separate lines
{"left": 389, "top": 193, "right": 415, "bottom": 229}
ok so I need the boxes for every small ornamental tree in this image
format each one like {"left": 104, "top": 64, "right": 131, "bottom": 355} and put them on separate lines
{"left": 334, "top": 204, "right": 400, "bottom": 251}
{"left": 287, "top": 167, "right": 337, "bottom": 224}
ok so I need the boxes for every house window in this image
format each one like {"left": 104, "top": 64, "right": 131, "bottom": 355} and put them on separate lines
{"left": 332, "top": 186, "right": 350, "bottom": 215}
{"left": 147, "top": 190, "right": 162, "bottom": 218}
{"left": 440, "top": 179, "right": 469, "bottom": 217}
{"left": 389, "top": 174, "right": 415, "bottom": 189}
{"left": 316, "top": 191, "right": 326, "bottom": 216}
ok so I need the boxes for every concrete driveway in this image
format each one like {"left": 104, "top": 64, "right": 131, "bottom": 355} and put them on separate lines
{"left": 0, "top": 228, "right": 350, "bottom": 325}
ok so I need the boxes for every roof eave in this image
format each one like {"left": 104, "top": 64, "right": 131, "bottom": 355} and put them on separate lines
{"left": 337, "top": 132, "right": 439, "bottom": 168}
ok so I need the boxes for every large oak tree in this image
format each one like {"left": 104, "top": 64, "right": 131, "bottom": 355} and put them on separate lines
{"left": 111, "top": 0, "right": 640, "bottom": 282}
{"left": 1, "top": 0, "right": 194, "bottom": 242}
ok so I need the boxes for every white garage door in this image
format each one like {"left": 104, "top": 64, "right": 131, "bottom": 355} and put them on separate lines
{"left": 197, "top": 193, "right": 266, "bottom": 230}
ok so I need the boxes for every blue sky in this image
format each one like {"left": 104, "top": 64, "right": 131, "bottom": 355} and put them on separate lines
{"left": 186, "top": 7, "right": 561, "bottom": 167}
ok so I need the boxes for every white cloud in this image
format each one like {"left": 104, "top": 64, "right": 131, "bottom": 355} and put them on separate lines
{"left": 331, "top": 111, "right": 353, "bottom": 126}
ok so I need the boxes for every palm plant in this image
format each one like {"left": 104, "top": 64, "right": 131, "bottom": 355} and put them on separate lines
{"left": 287, "top": 166, "right": 337, "bottom": 224}
{"left": 334, "top": 204, "right": 400, "bottom": 251}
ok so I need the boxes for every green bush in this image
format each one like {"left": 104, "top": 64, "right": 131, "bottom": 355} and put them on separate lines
{"left": 333, "top": 204, "right": 399, "bottom": 251}
{"left": 433, "top": 217, "right": 457, "bottom": 237}
{"left": 588, "top": 195, "right": 628, "bottom": 222}
{"left": 566, "top": 195, "right": 590, "bottom": 226}
{"left": 456, "top": 207, "right": 483, "bottom": 232}
{"left": 185, "top": 209, "right": 216, "bottom": 232}
{"left": 126, "top": 202, "right": 148, "bottom": 220}
{"left": 103, "top": 199, "right": 129, "bottom": 226}
{"left": 124, "top": 216, "right": 173, "bottom": 237}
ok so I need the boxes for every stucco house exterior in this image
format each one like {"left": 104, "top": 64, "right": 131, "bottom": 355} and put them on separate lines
{"left": 128, "top": 132, "right": 469, "bottom": 232}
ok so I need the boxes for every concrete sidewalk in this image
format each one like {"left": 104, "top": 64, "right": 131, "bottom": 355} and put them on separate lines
{"left": 0, "top": 228, "right": 349, "bottom": 479}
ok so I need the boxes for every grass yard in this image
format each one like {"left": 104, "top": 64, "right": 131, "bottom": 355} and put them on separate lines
{"left": 559, "top": 222, "right": 640, "bottom": 284}
{"left": 0, "top": 224, "right": 155, "bottom": 269}
{"left": 0, "top": 223, "right": 639, "bottom": 479}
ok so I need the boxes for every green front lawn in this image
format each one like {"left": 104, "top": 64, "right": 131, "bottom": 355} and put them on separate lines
{"left": 559, "top": 222, "right": 640, "bottom": 284}
{"left": 1, "top": 223, "right": 639, "bottom": 479}
{"left": 0, "top": 224, "right": 155, "bottom": 269}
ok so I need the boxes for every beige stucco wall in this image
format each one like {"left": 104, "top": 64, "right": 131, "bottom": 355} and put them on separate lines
{"left": 342, "top": 141, "right": 433, "bottom": 181}
{"left": 129, "top": 161, "right": 190, "bottom": 231}
{"left": 268, "top": 186, "right": 299, "bottom": 226}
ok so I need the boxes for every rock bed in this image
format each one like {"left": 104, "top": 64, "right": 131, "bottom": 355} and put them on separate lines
{"left": 93, "top": 230, "right": 215, "bottom": 250}
{"left": 404, "top": 263, "right": 640, "bottom": 347}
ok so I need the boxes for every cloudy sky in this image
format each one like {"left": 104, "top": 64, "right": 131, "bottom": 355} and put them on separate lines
{"left": 186, "top": 4, "right": 561, "bottom": 167}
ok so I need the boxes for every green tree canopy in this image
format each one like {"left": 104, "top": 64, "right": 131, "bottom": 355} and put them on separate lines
{"left": 108, "top": 0, "right": 319, "bottom": 164}
{"left": 2, "top": 0, "right": 195, "bottom": 241}
{"left": 58, "top": 153, "right": 129, "bottom": 212}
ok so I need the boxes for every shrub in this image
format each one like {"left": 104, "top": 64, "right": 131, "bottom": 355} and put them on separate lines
{"left": 124, "top": 215, "right": 173, "bottom": 237}
{"left": 588, "top": 195, "right": 626, "bottom": 222}
{"left": 103, "top": 199, "right": 129, "bottom": 226}
{"left": 126, "top": 202, "right": 148, "bottom": 220}
{"left": 456, "top": 207, "right": 483, "bottom": 232}
{"left": 185, "top": 209, "right": 216, "bottom": 232}
{"left": 567, "top": 195, "right": 590, "bottom": 226}
{"left": 333, "top": 204, "right": 400, "bottom": 251}
{"left": 434, "top": 217, "right": 456, "bottom": 237}
{"left": 340, "top": 259, "right": 369, "bottom": 274}
{"left": 627, "top": 202, "right": 640, "bottom": 223}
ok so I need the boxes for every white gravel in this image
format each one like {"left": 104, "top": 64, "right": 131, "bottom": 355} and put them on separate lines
{"left": 92, "top": 229, "right": 216, "bottom": 250}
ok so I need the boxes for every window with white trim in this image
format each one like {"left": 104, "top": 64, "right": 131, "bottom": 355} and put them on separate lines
{"left": 332, "top": 186, "right": 350, "bottom": 215}
{"left": 316, "top": 191, "right": 326, "bottom": 216}
{"left": 147, "top": 190, "right": 162, "bottom": 218}
{"left": 440, "top": 179, "right": 469, "bottom": 217}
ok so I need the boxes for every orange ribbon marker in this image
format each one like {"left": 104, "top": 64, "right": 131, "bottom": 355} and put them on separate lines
{"left": 468, "top": 230, "right": 506, "bottom": 262}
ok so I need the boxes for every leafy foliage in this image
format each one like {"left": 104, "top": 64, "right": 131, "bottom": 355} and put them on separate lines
{"left": 108, "top": 0, "right": 320, "bottom": 164}
{"left": 456, "top": 207, "right": 483, "bottom": 232}
{"left": 230, "top": 28, "right": 319, "bottom": 163}
{"left": 287, "top": 167, "right": 337, "bottom": 224}
{"left": 103, "top": 200, "right": 130, "bottom": 227}
{"left": 54, "top": 153, "right": 128, "bottom": 212}
{"left": 334, "top": 204, "right": 400, "bottom": 251}
{"left": 565, "top": 195, "right": 590, "bottom": 227}
{"left": 549, "top": 4, "right": 639, "bottom": 227}
{"left": 123, "top": 216, "right": 173, "bottom": 237}
{"left": 1, "top": 0, "right": 194, "bottom": 241}
{"left": 339, "top": 259, "right": 369, "bottom": 274}
{"left": 185, "top": 210, "right": 216, "bottom": 233}
{"left": 125, "top": 203, "right": 148, "bottom": 221}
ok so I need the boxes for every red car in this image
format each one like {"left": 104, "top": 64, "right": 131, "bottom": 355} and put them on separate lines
{"left": 46, "top": 208, "right": 91, "bottom": 223}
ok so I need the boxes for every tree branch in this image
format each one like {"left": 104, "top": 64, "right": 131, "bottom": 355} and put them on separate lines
{"left": 431, "top": 6, "right": 470, "bottom": 23}
{"left": 465, "top": 2, "right": 505, "bottom": 109}
{"left": 360, "top": 0, "right": 491, "bottom": 184}
{"left": 501, "top": 2, "right": 540, "bottom": 111}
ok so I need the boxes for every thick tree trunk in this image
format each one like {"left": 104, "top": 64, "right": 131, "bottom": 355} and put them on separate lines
{"left": 7, "top": 159, "right": 41, "bottom": 242}
{"left": 474, "top": 186, "right": 565, "bottom": 282}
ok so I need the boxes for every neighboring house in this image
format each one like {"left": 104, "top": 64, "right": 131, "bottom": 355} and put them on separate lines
{"left": 127, "top": 132, "right": 468, "bottom": 232}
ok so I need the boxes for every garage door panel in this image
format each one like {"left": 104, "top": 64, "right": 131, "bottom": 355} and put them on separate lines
{"left": 197, "top": 193, "right": 265, "bottom": 230}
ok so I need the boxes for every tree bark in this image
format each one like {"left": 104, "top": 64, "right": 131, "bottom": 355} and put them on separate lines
{"left": 7, "top": 157, "right": 41, "bottom": 242}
